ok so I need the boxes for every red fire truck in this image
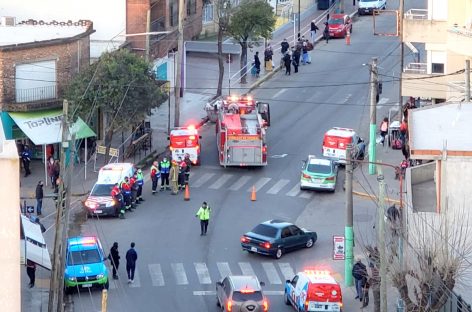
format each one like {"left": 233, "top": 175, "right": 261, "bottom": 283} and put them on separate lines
{"left": 216, "top": 95, "right": 270, "bottom": 167}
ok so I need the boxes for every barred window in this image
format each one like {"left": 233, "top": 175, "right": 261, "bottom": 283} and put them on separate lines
{"left": 187, "top": 0, "right": 197, "bottom": 15}
{"left": 169, "top": 2, "right": 178, "bottom": 27}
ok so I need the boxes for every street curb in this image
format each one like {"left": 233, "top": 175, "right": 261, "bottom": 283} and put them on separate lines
{"left": 353, "top": 190, "right": 400, "bottom": 204}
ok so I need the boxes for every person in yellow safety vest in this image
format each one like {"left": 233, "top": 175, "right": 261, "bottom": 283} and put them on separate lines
{"left": 136, "top": 169, "right": 145, "bottom": 201}
{"left": 195, "top": 201, "right": 211, "bottom": 236}
{"left": 159, "top": 157, "right": 171, "bottom": 190}
{"left": 169, "top": 160, "right": 179, "bottom": 195}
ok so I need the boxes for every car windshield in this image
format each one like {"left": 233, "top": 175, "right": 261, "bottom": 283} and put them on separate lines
{"left": 307, "top": 164, "right": 332, "bottom": 174}
{"left": 68, "top": 249, "right": 101, "bottom": 265}
{"left": 328, "top": 18, "right": 344, "bottom": 25}
{"left": 251, "top": 224, "right": 278, "bottom": 238}
{"left": 91, "top": 184, "right": 113, "bottom": 196}
{"left": 232, "top": 291, "right": 263, "bottom": 302}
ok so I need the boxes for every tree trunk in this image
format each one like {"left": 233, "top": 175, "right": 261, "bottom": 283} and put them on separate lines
{"left": 216, "top": 26, "right": 225, "bottom": 97}
{"left": 372, "top": 286, "right": 381, "bottom": 312}
{"left": 240, "top": 41, "right": 248, "bottom": 84}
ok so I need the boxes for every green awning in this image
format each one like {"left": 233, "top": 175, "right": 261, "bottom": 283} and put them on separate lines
{"left": 8, "top": 109, "right": 96, "bottom": 145}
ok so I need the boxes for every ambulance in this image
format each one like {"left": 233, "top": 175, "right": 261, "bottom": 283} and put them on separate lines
{"left": 322, "top": 127, "right": 363, "bottom": 165}
{"left": 284, "top": 270, "right": 343, "bottom": 312}
{"left": 168, "top": 125, "right": 202, "bottom": 165}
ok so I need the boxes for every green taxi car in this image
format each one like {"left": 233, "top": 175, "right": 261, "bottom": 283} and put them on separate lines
{"left": 300, "top": 156, "right": 338, "bottom": 192}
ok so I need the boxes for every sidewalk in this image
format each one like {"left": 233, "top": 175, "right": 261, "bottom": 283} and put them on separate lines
{"left": 20, "top": 1, "right": 359, "bottom": 310}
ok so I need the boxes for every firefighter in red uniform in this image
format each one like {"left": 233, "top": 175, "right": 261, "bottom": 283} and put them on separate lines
{"left": 129, "top": 173, "right": 139, "bottom": 208}
{"left": 120, "top": 177, "right": 132, "bottom": 212}
{"left": 111, "top": 183, "right": 125, "bottom": 219}
{"left": 178, "top": 157, "right": 187, "bottom": 190}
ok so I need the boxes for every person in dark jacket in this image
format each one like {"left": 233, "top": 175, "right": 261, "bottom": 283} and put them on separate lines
{"left": 126, "top": 242, "right": 138, "bottom": 283}
{"left": 108, "top": 242, "right": 120, "bottom": 279}
{"left": 35, "top": 181, "right": 44, "bottom": 216}
{"left": 323, "top": 22, "right": 330, "bottom": 44}
{"left": 352, "top": 258, "right": 368, "bottom": 301}
{"left": 283, "top": 52, "right": 291, "bottom": 75}
{"left": 21, "top": 145, "right": 32, "bottom": 177}
{"left": 280, "top": 39, "right": 289, "bottom": 54}
{"left": 254, "top": 52, "right": 261, "bottom": 77}
{"left": 292, "top": 48, "right": 300, "bottom": 73}
{"left": 362, "top": 277, "right": 371, "bottom": 307}
{"left": 310, "top": 20, "right": 319, "bottom": 43}
{"left": 26, "top": 260, "right": 36, "bottom": 288}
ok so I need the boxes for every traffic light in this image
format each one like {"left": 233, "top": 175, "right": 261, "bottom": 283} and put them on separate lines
{"left": 378, "top": 82, "right": 383, "bottom": 94}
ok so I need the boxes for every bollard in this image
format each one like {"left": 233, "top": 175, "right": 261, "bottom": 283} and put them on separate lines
{"left": 101, "top": 289, "right": 108, "bottom": 312}
{"left": 345, "top": 31, "right": 351, "bottom": 45}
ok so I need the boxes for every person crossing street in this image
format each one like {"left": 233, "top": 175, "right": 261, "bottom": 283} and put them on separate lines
{"left": 150, "top": 161, "right": 160, "bottom": 195}
{"left": 108, "top": 242, "right": 120, "bottom": 279}
{"left": 195, "top": 202, "right": 211, "bottom": 236}
{"left": 159, "top": 157, "right": 171, "bottom": 190}
{"left": 126, "top": 242, "right": 138, "bottom": 284}
{"left": 136, "top": 169, "right": 145, "bottom": 201}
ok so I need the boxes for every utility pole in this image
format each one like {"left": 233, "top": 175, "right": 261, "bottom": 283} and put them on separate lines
{"left": 297, "top": 0, "right": 301, "bottom": 36}
{"left": 174, "top": 0, "right": 185, "bottom": 128}
{"left": 344, "top": 144, "right": 354, "bottom": 287}
{"left": 377, "top": 166, "right": 387, "bottom": 312}
{"left": 145, "top": 8, "right": 151, "bottom": 62}
{"left": 398, "top": 0, "right": 404, "bottom": 119}
{"left": 369, "top": 57, "right": 378, "bottom": 175}
{"left": 466, "top": 59, "right": 471, "bottom": 102}
{"left": 49, "top": 100, "right": 72, "bottom": 312}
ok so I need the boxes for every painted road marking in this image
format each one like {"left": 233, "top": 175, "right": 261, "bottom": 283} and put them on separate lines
{"left": 217, "top": 262, "right": 232, "bottom": 279}
{"left": 129, "top": 267, "right": 141, "bottom": 288}
{"left": 299, "top": 191, "right": 313, "bottom": 199}
{"left": 238, "top": 262, "right": 255, "bottom": 276}
{"left": 286, "top": 183, "right": 301, "bottom": 197}
{"left": 228, "top": 176, "right": 252, "bottom": 191}
{"left": 278, "top": 263, "right": 295, "bottom": 281}
{"left": 247, "top": 177, "right": 271, "bottom": 192}
{"left": 194, "top": 262, "right": 212, "bottom": 284}
{"left": 209, "top": 174, "right": 233, "bottom": 189}
{"left": 148, "top": 263, "right": 165, "bottom": 287}
{"left": 266, "top": 179, "right": 290, "bottom": 194}
{"left": 272, "top": 88, "right": 287, "bottom": 99}
{"left": 171, "top": 263, "right": 189, "bottom": 285}
{"left": 377, "top": 97, "right": 389, "bottom": 108}
{"left": 262, "top": 262, "right": 282, "bottom": 284}
{"left": 193, "top": 290, "right": 284, "bottom": 296}
{"left": 192, "top": 173, "right": 215, "bottom": 188}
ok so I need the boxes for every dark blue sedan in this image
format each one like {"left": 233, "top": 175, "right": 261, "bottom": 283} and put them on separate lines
{"left": 241, "top": 220, "right": 317, "bottom": 259}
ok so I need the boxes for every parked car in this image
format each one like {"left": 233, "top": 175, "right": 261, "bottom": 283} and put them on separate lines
{"left": 241, "top": 220, "right": 317, "bottom": 259}
{"left": 358, "top": 0, "right": 387, "bottom": 15}
{"left": 328, "top": 14, "right": 352, "bottom": 38}
{"left": 216, "top": 275, "right": 269, "bottom": 312}
{"left": 300, "top": 156, "right": 338, "bottom": 192}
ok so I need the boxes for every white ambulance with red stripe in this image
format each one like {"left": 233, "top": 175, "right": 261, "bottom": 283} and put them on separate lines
{"left": 168, "top": 125, "right": 202, "bottom": 165}
{"left": 322, "top": 127, "right": 363, "bottom": 164}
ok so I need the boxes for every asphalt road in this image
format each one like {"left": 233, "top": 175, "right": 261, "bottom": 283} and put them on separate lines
{"left": 71, "top": 1, "right": 422, "bottom": 311}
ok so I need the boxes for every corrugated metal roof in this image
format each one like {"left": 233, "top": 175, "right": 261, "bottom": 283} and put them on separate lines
{"left": 409, "top": 103, "right": 472, "bottom": 152}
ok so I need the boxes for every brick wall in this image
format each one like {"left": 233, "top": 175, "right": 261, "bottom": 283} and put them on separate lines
{"left": 126, "top": 0, "right": 151, "bottom": 55}
{"left": 0, "top": 34, "right": 91, "bottom": 111}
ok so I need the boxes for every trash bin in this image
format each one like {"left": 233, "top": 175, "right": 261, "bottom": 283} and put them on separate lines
{"left": 318, "top": 0, "right": 330, "bottom": 10}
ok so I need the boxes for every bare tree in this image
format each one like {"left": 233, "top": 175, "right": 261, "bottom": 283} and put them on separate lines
{"left": 215, "top": 0, "right": 232, "bottom": 97}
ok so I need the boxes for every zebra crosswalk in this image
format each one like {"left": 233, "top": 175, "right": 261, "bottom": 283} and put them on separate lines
{"left": 188, "top": 171, "right": 319, "bottom": 199}
{"left": 108, "top": 261, "right": 300, "bottom": 290}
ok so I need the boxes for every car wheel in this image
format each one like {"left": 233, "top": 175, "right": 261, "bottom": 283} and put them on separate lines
{"left": 306, "top": 238, "right": 314, "bottom": 248}
{"left": 216, "top": 296, "right": 221, "bottom": 307}
{"left": 275, "top": 248, "right": 283, "bottom": 259}
{"left": 284, "top": 292, "right": 291, "bottom": 305}
{"left": 248, "top": 250, "right": 255, "bottom": 254}
{"left": 104, "top": 281, "right": 109, "bottom": 290}
{"left": 350, "top": 26, "right": 353, "bottom": 34}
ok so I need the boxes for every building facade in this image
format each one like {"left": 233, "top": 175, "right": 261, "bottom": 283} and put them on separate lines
{"left": 402, "top": 0, "right": 472, "bottom": 103}
{"left": 126, "top": 0, "right": 203, "bottom": 59}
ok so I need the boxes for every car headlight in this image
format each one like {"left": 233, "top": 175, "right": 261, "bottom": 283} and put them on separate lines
{"left": 106, "top": 201, "right": 115, "bottom": 207}
{"left": 85, "top": 200, "right": 98, "bottom": 209}
{"left": 67, "top": 276, "right": 77, "bottom": 282}
{"left": 96, "top": 273, "right": 105, "bottom": 279}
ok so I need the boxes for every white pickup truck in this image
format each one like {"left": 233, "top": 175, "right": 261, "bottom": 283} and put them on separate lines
{"left": 358, "top": 0, "right": 387, "bottom": 15}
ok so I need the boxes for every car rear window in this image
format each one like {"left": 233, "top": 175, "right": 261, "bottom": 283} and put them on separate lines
{"left": 91, "top": 184, "right": 113, "bottom": 196}
{"left": 307, "top": 164, "right": 332, "bottom": 174}
{"left": 68, "top": 249, "right": 101, "bottom": 265}
{"left": 328, "top": 18, "right": 344, "bottom": 24}
{"left": 251, "top": 224, "right": 278, "bottom": 238}
{"left": 232, "top": 291, "right": 263, "bottom": 302}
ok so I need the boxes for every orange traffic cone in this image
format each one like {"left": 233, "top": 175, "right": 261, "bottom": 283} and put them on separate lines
{"left": 251, "top": 186, "right": 257, "bottom": 201}
{"left": 184, "top": 185, "right": 190, "bottom": 201}
{"left": 346, "top": 31, "right": 351, "bottom": 45}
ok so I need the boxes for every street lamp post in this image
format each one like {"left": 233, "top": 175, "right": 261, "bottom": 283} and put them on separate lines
{"left": 298, "top": 0, "right": 301, "bottom": 36}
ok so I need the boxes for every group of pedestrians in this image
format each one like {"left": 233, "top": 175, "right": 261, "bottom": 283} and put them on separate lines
{"left": 280, "top": 35, "right": 314, "bottom": 76}
{"left": 108, "top": 242, "right": 138, "bottom": 284}
{"left": 150, "top": 154, "right": 191, "bottom": 195}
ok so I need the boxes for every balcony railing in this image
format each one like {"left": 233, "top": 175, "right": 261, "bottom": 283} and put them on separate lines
{"left": 448, "top": 26, "right": 472, "bottom": 38}
{"left": 404, "top": 63, "right": 427, "bottom": 74}
{"left": 15, "top": 85, "right": 57, "bottom": 103}
{"left": 404, "top": 9, "right": 428, "bottom": 20}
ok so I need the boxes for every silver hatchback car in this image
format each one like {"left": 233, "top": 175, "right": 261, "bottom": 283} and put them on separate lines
{"left": 216, "top": 275, "right": 268, "bottom": 312}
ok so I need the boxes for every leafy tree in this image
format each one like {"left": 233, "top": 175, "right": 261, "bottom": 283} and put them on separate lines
{"left": 227, "top": 0, "right": 276, "bottom": 84}
{"left": 215, "top": 0, "right": 232, "bottom": 97}
{"left": 65, "top": 49, "right": 167, "bottom": 163}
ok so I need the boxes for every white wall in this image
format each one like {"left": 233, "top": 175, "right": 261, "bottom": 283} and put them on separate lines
{"left": 428, "top": 0, "right": 448, "bottom": 21}
{"left": 0, "top": 0, "right": 126, "bottom": 58}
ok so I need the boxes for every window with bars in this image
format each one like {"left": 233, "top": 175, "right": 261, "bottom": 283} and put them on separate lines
{"left": 169, "top": 2, "right": 178, "bottom": 27}
{"left": 202, "top": 3, "right": 214, "bottom": 23}
{"left": 187, "top": 0, "right": 197, "bottom": 15}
